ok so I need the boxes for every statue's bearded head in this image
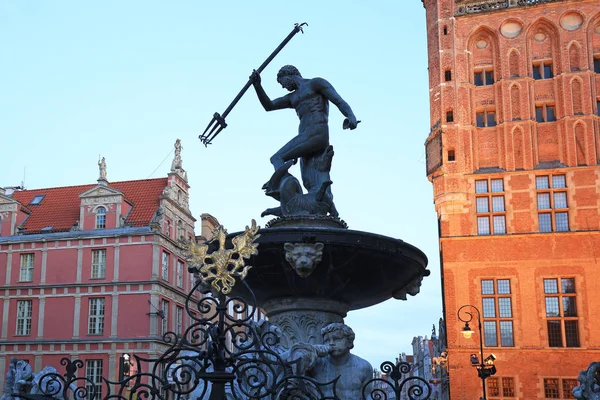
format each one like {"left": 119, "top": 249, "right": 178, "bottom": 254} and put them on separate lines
{"left": 277, "top": 65, "right": 302, "bottom": 91}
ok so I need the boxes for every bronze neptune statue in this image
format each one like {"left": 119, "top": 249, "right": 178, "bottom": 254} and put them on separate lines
{"left": 250, "top": 65, "right": 358, "bottom": 218}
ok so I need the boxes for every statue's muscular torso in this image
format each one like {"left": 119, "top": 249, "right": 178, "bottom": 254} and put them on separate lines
{"left": 289, "top": 79, "right": 330, "bottom": 137}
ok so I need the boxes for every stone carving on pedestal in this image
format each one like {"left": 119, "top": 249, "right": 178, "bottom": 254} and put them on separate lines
{"left": 97, "top": 157, "right": 108, "bottom": 185}
{"left": 271, "top": 313, "right": 332, "bottom": 348}
{"left": 170, "top": 139, "right": 188, "bottom": 182}
{"left": 284, "top": 242, "right": 324, "bottom": 277}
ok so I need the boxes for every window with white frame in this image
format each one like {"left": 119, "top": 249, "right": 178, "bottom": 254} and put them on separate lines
{"left": 95, "top": 207, "right": 107, "bottom": 229}
{"left": 86, "top": 360, "right": 103, "bottom": 398}
{"left": 91, "top": 249, "right": 106, "bottom": 279}
{"left": 162, "top": 252, "right": 169, "bottom": 281}
{"left": 475, "top": 178, "right": 506, "bottom": 235}
{"left": 536, "top": 175, "right": 569, "bottom": 232}
{"left": 161, "top": 299, "right": 169, "bottom": 335}
{"left": 16, "top": 300, "right": 32, "bottom": 336}
{"left": 176, "top": 306, "right": 183, "bottom": 336}
{"left": 19, "top": 253, "right": 34, "bottom": 282}
{"left": 88, "top": 298, "right": 105, "bottom": 335}
{"left": 176, "top": 260, "right": 183, "bottom": 288}
{"left": 544, "top": 278, "right": 579, "bottom": 348}
{"left": 481, "top": 279, "right": 514, "bottom": 347}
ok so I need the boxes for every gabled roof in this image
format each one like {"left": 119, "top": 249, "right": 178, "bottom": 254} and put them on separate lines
{"left": 10, "top": 178, "right": 168, "bottom": 234}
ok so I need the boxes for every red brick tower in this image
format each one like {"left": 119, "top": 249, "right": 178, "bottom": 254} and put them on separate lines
{"left": 422, "top": 0, "right": 600, "bottom": 398}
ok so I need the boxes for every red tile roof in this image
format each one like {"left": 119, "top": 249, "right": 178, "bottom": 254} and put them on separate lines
{"left": 11, "top": 178, "right": 168, "bottom": 234}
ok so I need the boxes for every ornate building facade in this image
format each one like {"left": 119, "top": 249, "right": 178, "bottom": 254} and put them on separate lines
{"left": 0, "top": 141, "right": 221, "bottom": 394}
{"left": 422, "top": 0, "right": 600, "bottom": 398}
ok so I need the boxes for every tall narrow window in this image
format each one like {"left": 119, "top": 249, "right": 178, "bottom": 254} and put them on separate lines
{"left": 176, "top": 306, "right": 183, "bottom": 336}
{"left": 19, "top": 253, "right": 34, "bottom": 282}
{"left": 482, "top": 279, "right": 514, "bottom": 347}
{"left": 162, "top": 252, "right": 169, "bottom": 281}
{"left": 91, "top": 249, "right": 106, "bottom": 279}
{"left": 95, "top": 207, "right": 106, "bottom": 229}
{"left": 544, "top": 378, "right": 577, "bottom": 399}
{"left": 88, "top": 298, "right": 105, "bottom": 335}
{"left": 444, "top": 70, "right": 452, "bottom": 82}
{"left": 443, "top": 26, "right": 448, "bottom": 35}
{"left": 533, "top": 60, "right": 553, "bottom": 80}
{"left": 536, "top": 175, "right": 569, "bottom": 232}
{"left": 446, "top": 110, "right": 454, "bottom": 123}
{"left": 86, "top": 360, "right": 103, "bottom": 399}
{"left": 161, "top": 300, "right": 169, "bottom": 336}
{"left": 475, "top": 179, "right": 506, "bottom": 235}
{"left": 474, "top": 68, "right": 494, "bottom": 86}
{"left": 594, "top": 57, "right": 600, "bottom": 74}
{"left": 16, "top": 300, "right": 33, "bottom": 336}
{"left": 544, "top": 278, "right": 579, "bottom": 348}
{"left": 176, "top": 260, "right": 184, "bottom": 288}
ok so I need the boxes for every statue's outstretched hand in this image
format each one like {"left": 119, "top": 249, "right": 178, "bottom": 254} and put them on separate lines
{"left": 249, "top": 69, "right": 261, "bottom": 84}
{"left": 343, "top": 116, "right": 360, "bottom": 130}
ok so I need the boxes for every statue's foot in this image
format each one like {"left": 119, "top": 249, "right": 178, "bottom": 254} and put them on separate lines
{"left": 263, "top": 159, "right": 297, "bottom": 195}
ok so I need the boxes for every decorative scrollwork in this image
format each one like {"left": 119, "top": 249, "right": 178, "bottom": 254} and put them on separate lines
{"left": 363, "top": 361, "right": 432, "bottom": 400}
{"left": 7, "top": 217, "right": 432, "bottom": 400}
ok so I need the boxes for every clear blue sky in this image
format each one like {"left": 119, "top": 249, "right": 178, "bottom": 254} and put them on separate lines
{"left": 0, "top": 1, "right": 441, "bottom": 369}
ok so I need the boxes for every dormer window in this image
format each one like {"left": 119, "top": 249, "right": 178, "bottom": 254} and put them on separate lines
{"left": 95, "top": 207, "right": 107, "bottom": 229}
{"left": 29, "top": 195, "right": 45, "bottom": 205}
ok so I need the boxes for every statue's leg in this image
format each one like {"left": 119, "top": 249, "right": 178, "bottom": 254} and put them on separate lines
{"left": 271, "top": 131, "right": 328, "bottom": 170}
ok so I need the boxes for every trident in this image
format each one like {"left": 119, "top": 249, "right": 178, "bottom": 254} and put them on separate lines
{"left": 199, "top": 22, "right": 308, "bottom": 146}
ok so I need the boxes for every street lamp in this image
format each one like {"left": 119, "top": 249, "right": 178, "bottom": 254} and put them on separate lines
{"left": 118, "top": 353, "right": 132, "bottom": 382}
{"left": 457, "top": 305, "right": 497, "bottom": 400}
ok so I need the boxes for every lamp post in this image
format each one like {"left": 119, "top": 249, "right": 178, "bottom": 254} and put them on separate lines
{"left": 118, "top": 353, "right": 131, "bottom": 382}
{"left": 457, "top": 305, "right": 496, "bottom": 400}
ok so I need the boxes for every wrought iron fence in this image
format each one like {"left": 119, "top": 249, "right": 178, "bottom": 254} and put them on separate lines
{"left": 7, "top": 222, "right": 432, "bottom": 400}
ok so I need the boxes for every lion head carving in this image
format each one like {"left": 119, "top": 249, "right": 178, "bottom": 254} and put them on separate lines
{"left": 284, "top": 242, "right": 324, "bottom": 277}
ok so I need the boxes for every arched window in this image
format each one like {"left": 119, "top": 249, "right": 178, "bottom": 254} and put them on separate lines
{"left": 529, "top": 19, "right": 559, "bottom": 80}
{"left": 568, "top": 42, "right": 581, "bottom": 72}
{"left": 95, "top": 207, "right": 107, "bottom": 229}
{"left": 509, "top": 50, "right": 520, "bottom": 78}
{"left": 510, "top": 85, "right": 521, "bottom": 121}
{"left": 177, "top": 190, "right": 183, "bottom": 205}
{"left": 571, "top": 79, "right": 583, "bottom": 115}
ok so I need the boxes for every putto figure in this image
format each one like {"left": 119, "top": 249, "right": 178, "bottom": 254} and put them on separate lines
{"left": 308, "top": 323, "right": 373, "bottom": 399}
{"left": 250, "top": 66, "right": 358, "bottom": 218}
